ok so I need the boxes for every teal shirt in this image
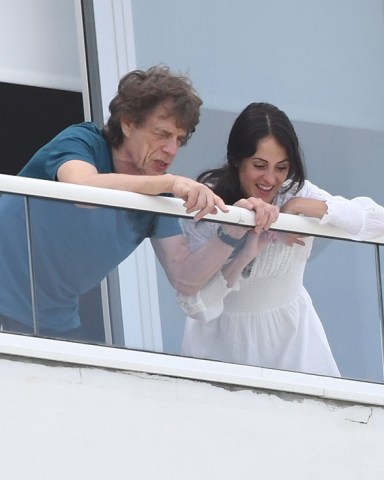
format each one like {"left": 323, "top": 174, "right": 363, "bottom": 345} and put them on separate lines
{"left": 0, "top": 123, "right": 181, "bottom": 332}
{"left": 19, "top": 122, "right": 114, "bottom": 179}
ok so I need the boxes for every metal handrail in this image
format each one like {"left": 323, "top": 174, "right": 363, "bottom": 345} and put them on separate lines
{"left": 1, "top": 173, "right": 384, "bottom": 245}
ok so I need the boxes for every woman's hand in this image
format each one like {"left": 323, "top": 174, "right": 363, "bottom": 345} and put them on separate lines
{"left": 235, "top": 197, "right": 279, "bottom": 233}
{"left": 270, "top": 231, "right": 306, "bottom": 247}
{"left": 243, "top": 230, "right": 274, "bottom": 257}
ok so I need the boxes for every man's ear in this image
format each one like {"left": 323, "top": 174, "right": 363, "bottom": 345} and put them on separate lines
{"left": 121, "top": 118, "right": 134, "bottom": 138}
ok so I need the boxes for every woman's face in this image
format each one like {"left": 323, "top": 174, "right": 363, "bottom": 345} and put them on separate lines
{"left": 238, "top": 136, "right": 290, "bottom": 204}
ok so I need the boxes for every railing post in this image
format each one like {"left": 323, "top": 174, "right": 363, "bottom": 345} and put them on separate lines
{"left": 375, "top": 245, "right": 384, "bottom": 379}
{"left": 24, "top": 196, "right": 39, "bottom": 335}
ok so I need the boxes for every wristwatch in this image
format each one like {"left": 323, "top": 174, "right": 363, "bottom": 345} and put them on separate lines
{"left": 216, "top": 225, "right": 242, "bottom": 248}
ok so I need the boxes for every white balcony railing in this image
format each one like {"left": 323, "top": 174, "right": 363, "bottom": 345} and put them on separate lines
{"left": 0, "top": 173, "right": 384, "bottom": 407}
{"left": 1, "top": 173, "right": 384, "bottom": 243}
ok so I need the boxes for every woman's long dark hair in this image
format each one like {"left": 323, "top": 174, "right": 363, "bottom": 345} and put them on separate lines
{"left": 198, "top": 102, "right": 306, "bottom": 204}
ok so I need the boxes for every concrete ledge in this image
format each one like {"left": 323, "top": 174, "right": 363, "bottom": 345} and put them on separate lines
{"left": 0, "top": 332, "right": 383, "bottom": 407}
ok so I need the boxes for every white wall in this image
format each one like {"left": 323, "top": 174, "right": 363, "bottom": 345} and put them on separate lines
{"left": 1, "top": 351, "right": 384, "bottom": 479}
{"left": 132, "top": 0, "right": 384, "bottom": 131}
{"left": 0, "top": 0, "right": 81, "bottom": 91}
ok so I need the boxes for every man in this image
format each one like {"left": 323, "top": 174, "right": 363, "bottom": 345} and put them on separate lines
{"left": 0, "top": 66, "right": 277, "bottom": 340}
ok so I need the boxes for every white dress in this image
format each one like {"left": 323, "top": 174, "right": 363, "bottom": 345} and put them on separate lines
{"left": 177, "top": 181, "right": 384, "bottom": 376}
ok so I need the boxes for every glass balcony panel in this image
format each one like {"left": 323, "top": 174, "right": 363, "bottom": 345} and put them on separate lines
{"left": 304, "top": 237, "right": 382, "bottom": 382}
{"left": 0, "top": 191, "right": 383, "bottom": 384}
{"left": 157, "top": 218, "right": 384, "bottom": 384}
{"left": 0, "top": 192, "right": 173, "bottom": 347}
{"left": 25, "top": 195, "right": 180, "bottom": 347}
{"left": 0, "top": 193, "right": 34, "bottom": 334}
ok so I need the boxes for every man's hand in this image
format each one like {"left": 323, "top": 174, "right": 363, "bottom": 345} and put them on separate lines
{"left": 169, "top": 176, "right": 229, "bottom": 221}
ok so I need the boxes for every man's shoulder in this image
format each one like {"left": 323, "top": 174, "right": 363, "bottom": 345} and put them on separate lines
{"left": 58, "top": 122, "right": 103, "bottom": 141}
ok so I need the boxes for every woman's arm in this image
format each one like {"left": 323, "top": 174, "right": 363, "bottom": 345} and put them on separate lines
{"left": 280, "top": 197, "right": 328, "bottom": 218}
{"left": 282, "top": 181, "right": 384, "bottom": 240}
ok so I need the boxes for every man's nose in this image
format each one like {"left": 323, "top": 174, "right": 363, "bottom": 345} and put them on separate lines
{"left": 162, "top": 136, "right": 179, "bottom": 156}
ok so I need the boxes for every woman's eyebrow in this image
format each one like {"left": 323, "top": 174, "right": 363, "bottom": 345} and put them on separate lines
{"left": 251, "top": 157, "right": 289, "bottom": 163}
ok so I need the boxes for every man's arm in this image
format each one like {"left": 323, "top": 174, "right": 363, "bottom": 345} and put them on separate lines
{"left": 152, "top": 197, "right": 279, "bottom": 295}
{"left": 57, "top": 159, "right": 228, "bottom": 221}
{"left": 151, "top": 232, "right": 238, "bottom": 295}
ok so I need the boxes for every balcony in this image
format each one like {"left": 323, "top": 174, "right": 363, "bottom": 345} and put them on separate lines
{"left": 1, "top": 173, "right": 384, "bottom": 479}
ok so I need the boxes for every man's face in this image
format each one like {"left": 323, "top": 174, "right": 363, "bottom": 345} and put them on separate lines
{"left": 116, "top": 101, "right": 189, "bottom": 175}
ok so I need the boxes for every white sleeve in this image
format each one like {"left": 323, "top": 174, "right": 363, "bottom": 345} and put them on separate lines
{"left": 295, "top": 181, "right": 384, "bottom": 240}
{"left": 176, "top": 272, "right": 239, "bottom": 322}
{"left": 320, "top": 196, "right": 384, "bottom": 240}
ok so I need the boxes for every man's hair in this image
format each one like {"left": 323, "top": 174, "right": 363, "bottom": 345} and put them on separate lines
{"left": 103, "top": 65, "right": 203, "bottom": 148}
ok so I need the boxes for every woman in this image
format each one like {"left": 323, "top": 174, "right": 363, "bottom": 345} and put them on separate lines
{"left": 177, "top": 102, "right": 384, "bottom": 376}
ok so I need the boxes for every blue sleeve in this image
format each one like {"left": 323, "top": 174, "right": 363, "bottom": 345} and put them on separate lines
{"left": 19, "top": 123, "right": 112, "bottom": 180}
{"left": 44, "top": 123, "right": 112, "bottom": 179}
